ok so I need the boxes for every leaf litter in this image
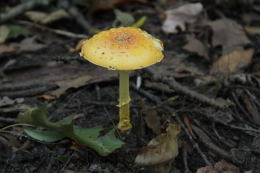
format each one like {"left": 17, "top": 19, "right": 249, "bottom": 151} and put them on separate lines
{"left": 210, "top": 48, "right": 254, "bottom": 75}
{"left": 135, "top": 123, "right": 180, "bottom": 173}
{"left": 162, "top": 3, "right": 203, "bottom": 34}
{"left": 207, "top": 18, "right": 251, "bottom": 55}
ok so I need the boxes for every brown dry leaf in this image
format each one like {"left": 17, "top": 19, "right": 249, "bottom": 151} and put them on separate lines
{"left": 183, "top": 116, "right": 197, "bottom": 139}
{"left": 38, "top": 94, "right": 56, "bottom": 100}
{"left": 18, "top": 36, "right": 46, "bottom": 52}
{"left": 162, "top": 3, "right": 203, "bottom": 34}
{"left": 244, "top": 26, "right": 260, "bottom": 35}
{"left": 88, "top": 0, "right": 147, "bottom": 13}
{"left": 214, "top": 160, "right": 239, "bottom": 173}
{"left": 135, "top": 123, "right": 180, "bottom": 166}
{"left": 0, "top": 36, "right": 46, "bottom": 54}
{"left": 144, "top": 109, "right": 161, "bottom": 135}
{"left": 0, "top": 44, "right": 16, "bottom": 54}
{"left": 150, "top": 53, "right": 205, "bottom": 78}
{"left": 5, "top": 63, "right": 117, "bottom": 98}
{"left": 25, "top": 9, "right": 69, "bottom": 25}
{"left": 183, "top": 35, "right": 208, "bottom": 60}
{"left": 210, "top": 48, "right": 254, "bottom": 75}
{"left": 0, "top": 25, "right": 10, "bottom": 43}
{"left": 25, "top": 11, "right": 47, "bottom": 23}
{"left": 50, "top": 76, "right": 92, "bottom": 97}
{"left": 196, "top": 160, "right": 239, "bottom": 173}
{"left": 208, "top": 18, "right": 251, "bottom": 55}
{"left": 68, "top": 38, "right": 88, "bottom": 54}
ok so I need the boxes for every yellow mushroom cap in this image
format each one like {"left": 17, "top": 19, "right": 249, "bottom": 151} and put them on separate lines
{"left": 81, "top": 27, "right": 164, "bottom": 70}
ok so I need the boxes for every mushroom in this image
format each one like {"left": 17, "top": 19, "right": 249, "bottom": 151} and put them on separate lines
{"left": 80, "top": 27, "right": 164, "bottom": 133}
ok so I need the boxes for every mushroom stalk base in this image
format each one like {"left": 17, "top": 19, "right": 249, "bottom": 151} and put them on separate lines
{"left": 118, "top": 70, "right": 132, "bottom": 133}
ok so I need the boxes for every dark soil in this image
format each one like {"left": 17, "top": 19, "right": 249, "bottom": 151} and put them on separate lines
{"left": 1, "top": 1, "right": 260, "bottom": 173}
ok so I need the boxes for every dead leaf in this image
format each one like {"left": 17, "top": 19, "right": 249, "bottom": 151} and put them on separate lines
{"left": 183, "top": 35, "right": 208, "bottom": 60}
{"left": 208, "top": 18, "right": 251, "bottom": 55}
{"left": 4, "top": 62, "right": 117, "bottom": 98}
{"left": 38, "top": 94, "right": 56, "bottom": 100}
{"left": 88, "top": 0, "right": 147, "bottom": 13}
{"left": 50, "top": 76, "right": 92, "bottom": 97}
{"left": 150, "top": 53, "right": 205, "bottom": 78}
{"left": 18, "top": 36, "right": 46, "bottom": 52}
{"left": 0, "top": 44, "right": 16, "bottom": 54}
{"left": 0, "top": 36, "right": 46, "bottom": 55}
{"left": 0, "top": 25, "right": 10, "bottom": 43}
{"left": 162, "top": 3, "right": 203, "bottom": 34}
{"left": 245, "top": 26, "right": 260, "bottom": 35}
{"left": 214, "top": 160, "right": 239, "bottom": 173}
{"left": 41, "top": 9, "right": 70, "bottom": 24}
{"left": 144, "top": 109, "right": 161, "bottom": 135}
{"left": 25, "top": 11, "right": 47, "bottom": 23}
{"left": 68, "top": 38, "right": 88, "bottom": 54}
{"left": 135, "top": 123, "right": 180, "bottom": 166}
{"left": 25, "top": 9, "right": 69, "bottom": 25}
{"left": 210, "top": 48, "right": 254, "bottom": 75}
{"left": 183, "top": 116, "right": 197, "bottom": 139}
{"left": 196, "top": 160, "right": 239, "bottom": 173}
{"left": 196, "top": 165, "right": 218, "bottom": 173}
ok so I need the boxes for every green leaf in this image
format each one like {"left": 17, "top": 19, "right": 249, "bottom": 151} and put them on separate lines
{"left": 24, "top": 129, "right": 64, "bottom": 142}
{"left": 113, "top": 9, "right": 135, "bottom": 27}
{"left": 132, "top": 16, "right": 147, "bottom": 28}
{"left": 18, "top": 105, "right": 124, "bottom": 156}
{"left": 74, "top": 127, "right": 124, "bottom": 156}
{"left": 8, "top": 25, "right": 30, "bottom": 39}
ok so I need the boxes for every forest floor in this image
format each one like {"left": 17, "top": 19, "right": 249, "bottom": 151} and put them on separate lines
{"left": 0, "top": 0, "right": 260, "bottom": 173}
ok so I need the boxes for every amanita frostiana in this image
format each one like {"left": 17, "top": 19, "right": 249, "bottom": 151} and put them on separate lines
{"left": 80, "top": 27, "right": 164, "bottom": 133}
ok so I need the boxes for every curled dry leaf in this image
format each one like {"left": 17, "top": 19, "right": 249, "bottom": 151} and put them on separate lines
{"left": 245, "top": 26, "right": 260, "bottom": 35}
{"left": 68, "top": 38, "right": 88, "bottom": 54}
{"left": 135, "top": 123, "right": 180, "bottom": 166}
{"left": 0, "top": 25, "right": 10, "bottom": 43}
{"left": 210, "top": 48, "right": 254, "bottom": 75}
{"left": 208, "top": 18, "right": 250, "bottom": 55}
{"left": 196, "top": 160, "right": 239, "bottom": 173}
{"left": 144, "top": 108, "right": 161, "bottom": 135}
{"left": 0, "top": 36, "right": 46, "bottom": 54}
{"left": 25, "top": 9, "right": 70, "bottom": 25}
{"left": 162, "top": 3, "right": 203, "bottom": 34}
{"left": 183, "top": 35, "right": 208, "bottom": 60}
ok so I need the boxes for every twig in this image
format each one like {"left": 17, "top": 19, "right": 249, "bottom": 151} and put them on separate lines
{"left": 0, "top": 0, "right": 54, "bottom": 23}
{"left": 0, "top": 80, "right": 56, "bottom": 92}
{"left": 0, "top": 85, "right": 58, "bottom": 98}
{"left": 130, "top": 83, "right": 161, "bottom": 104}
{"left": 182, "top": 142, "right": 192, "bottom": 173}
{"left": 170, "top": 110, "right": 211, "bottom": 165}
{"left": 17, "top": 20, "right": 87, "bottom": 38}
{"left": 58, "top": 0, "right": 92, "bottom": 34}
{"left": 0, "top": 116, "right": 17, "bottom": 124}
{"left": 145, "top": 68, "right": 227, "bottom": 109}
{"left": 191, "top": 124, "right": 233, "bottom": 160}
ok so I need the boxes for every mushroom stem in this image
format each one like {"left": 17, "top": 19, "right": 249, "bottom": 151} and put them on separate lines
{"left": 118, "top": 70, "right": 132, "bottom": 133}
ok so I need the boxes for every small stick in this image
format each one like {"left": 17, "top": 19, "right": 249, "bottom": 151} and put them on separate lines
{"left": 171, "top": 111, "right": 211, "bottom": 165}
{"left": 0, "top": 117, "right": 17, "bottom": 124}
{"left": 18, "top": 20, "right": 87, "bottom": 38}
{"left": 130, "top": 83, "right": 161, "bottom": 104}
{"left": 145, "top": 68, "right": 226, "bottom": 109}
